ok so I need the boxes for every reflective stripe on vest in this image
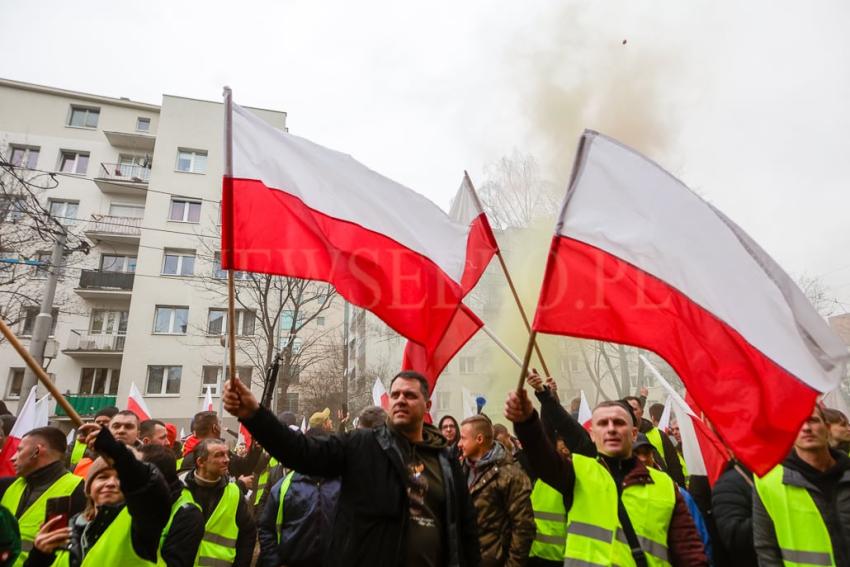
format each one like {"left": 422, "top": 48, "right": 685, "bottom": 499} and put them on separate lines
{"left": 175, "top": 457, "right": 184, "bottom": 470}
{"left": 69, "top": 440, "right": 87, "bottom": 468}
{"left": 564, "top": 454, "right": 676, "bottom": 567}
{"left": 529, "top": 479, "right": 568, "bottom": 560}
{"left": 645, "top": 428, "right": 667, "bottom": 463}
{"left": 53, "top": 507, "right": 154, "bottom": 566}
{"left": 195, "top": 482, "right": 241, "bottom": 567}
{"left": 0, "top": 472, "right": 82, "bottom": 567}
{"left": 274, "top": 471, "right": 296, "bottom": 542}
{"left": 254, "top": 457, "right": 278, "bottom": 506}
{"left": 754, "top": 464, "right": 835, "bottom": 567}
{"left": 158, "top": 489, "right": 202, "bottom": 567}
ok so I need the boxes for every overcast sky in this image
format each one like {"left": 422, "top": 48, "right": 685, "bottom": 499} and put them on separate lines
{"left": 3, "top": 0, "right": 849, "bottom": 310}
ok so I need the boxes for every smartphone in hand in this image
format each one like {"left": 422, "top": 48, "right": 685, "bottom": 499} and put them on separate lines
{"left": 44, "top": 496, "right": 72, "bottom": 530}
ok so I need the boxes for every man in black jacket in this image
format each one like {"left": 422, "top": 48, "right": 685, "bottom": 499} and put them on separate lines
{"left": 711, "top": 460, "right": 756, "bottom": 567}
{"left": 224, "top": 370, "right": 480, "bottom": 567}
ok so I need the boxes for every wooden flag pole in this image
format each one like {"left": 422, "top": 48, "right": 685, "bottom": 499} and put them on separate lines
{"left": 223, "top": 86, "right": 237, "bottom": 386}
{"left": 0, "top": 319, "right": 83, "bottom": 427}
{"left": 517, "top": 330, "right": 537, "bottom": 393}
{"left": 463, "top": 171, "right": 551, "bottom": 377}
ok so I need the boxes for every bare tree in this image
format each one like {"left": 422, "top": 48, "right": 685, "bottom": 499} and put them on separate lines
{"left": 796, "top": 274, "right": 837, "bottom": 317}
{"left": 476, "top": 150, "right": 560, "bottom": 229}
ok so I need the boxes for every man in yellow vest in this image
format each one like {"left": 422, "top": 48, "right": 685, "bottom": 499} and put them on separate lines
{"left": 506, "top": 374, "right": 708, "bottom": 566}
{"left": 251, "top": 411, "right": 295, "bottom": 517}
{"left": 753, "top": 406, "right": 850, "bottom": 566}
{"left": 184, "top": 438, "right": 255, "bottom": 567}
{"left": 624, "top": 395, "right": 686, "bottom": 487}
{"left": 0, "top": 427, "right": 85, "bottom": 566}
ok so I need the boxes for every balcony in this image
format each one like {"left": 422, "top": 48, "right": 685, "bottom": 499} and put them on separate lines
{"left": 54, "top": 395, "right": 117, "bottom": 418}
{"left": 103, "top": 130, "right": 156, "bottom": 152}
{"left": 83, "top": 214, "right": 141, "bottom": 245}
{"left": 74, "top": 269, "right": 134, "bottom": 299}
{"left": 62, "top": 331, "right": 125, "bottom": 357}
{"left": 94, "top": 162, "right": 150, "bottom": 196}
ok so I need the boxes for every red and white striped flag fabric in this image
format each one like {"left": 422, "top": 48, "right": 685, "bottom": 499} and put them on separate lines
{"left": 127, "top": 382, "right": 151, "bottom": 421}
{"left": 532, "top": 130, "right": 849, "bottom": 475}
{"left": 0, "top": 387, "right": 48, "bottom": 476}
{"left": 223, "top": 104, "right": 496, "bottom": 360}
{"left": 372, "top": 377, "right": 389, "bottom": 410}
{"left": 578, "top": 390, "right": 592, "bottom": 429}
{"left": 202, "top": 388, "right": 214, "bottom": 413}
{"left": 401, "top": 174, "right": 496, "bottom": 390}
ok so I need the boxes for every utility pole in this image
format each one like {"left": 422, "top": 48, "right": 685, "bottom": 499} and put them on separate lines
{"left": 342, "top": 300, "right": 350, "bottom": 416}
{"left": 21, "top": 231, "right": 66, "bottom": 399}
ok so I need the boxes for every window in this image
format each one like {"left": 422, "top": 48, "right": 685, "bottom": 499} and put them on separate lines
{"left": 212, "top": 253, "right": 250, "bottom": 280}
{"left": 0, "top": 195, "right": 25, "bottom": 222}
{"left": 68, "top": 106, "right": 100, "bottom": 128}
{"left": 282, "top": 392, "right": 299, "bottom": 413}
{"left": 458, "top": 356, "right": 475, "bottom": 374}
{"left": 0, "top": 251, "right": 16, "bottom": 281}
{"left": 316, "top": 316, "right": 326, "bottom": 327}
{"left": 58, "top": 151, "right": 89, "bottom": 174}
{"left": 145, "top": 366, "right": 182, "bottom": 395}
{"left": 153, "top": 306, "right": 189, "bottom": 334}
{"left": 168, "top": 198, "right": 201, "bottom": 223}
{"left": 280, "top": 310, "right": 304, "bottom": 332}
{"left": 162, "top": 249, "right": 196, "bottom": 276}
{"left": 100, "top": 254, "right": 136, "bottom": 273}
{"left": 31, "top": 252, "right": 52, "bottom": 279}
{"left": 6, "top": 368, "right": 24, "bottom": 399}
{"left": 108, "top": 204, "right": 145, "bottom": 218}
{"left": 48, "top": 200, "right": 79, "bottom": 224}
{"left": 136, "top": 117, "right": 151, "bottom": 132}
{"left": 201, "top": 366, "right": 252, "bottom": 396}
{"left": 21, "top": 307, "right": 59, "bottom": 336}
{"left": 8, "top": 145, "right": 39, "bottom": 169}
{"left": 436, "top": 391, "right": 452, "bottom": 411}
{"left": 79, "top": 368, "right": 120, "bottom": 395}
{"left": 90, "top": 310, "right": 128, "bottom": 335}
{"left": 206, "top": 308, "right": 255, "bottom": 336}
{"left": 175, "top": 149, "right": 207, "bottom": 174}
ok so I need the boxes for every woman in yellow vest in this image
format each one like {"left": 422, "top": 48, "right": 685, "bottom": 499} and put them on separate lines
{"left": 24, "top": 423, "right": 171, "bottom": 567}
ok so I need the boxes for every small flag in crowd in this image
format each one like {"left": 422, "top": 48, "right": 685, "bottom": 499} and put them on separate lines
{"left": 127, "top": 382, "right": 151, "bottom": 421}
{"left": 372, "top": 378, "right": 389, "bottom": 410}
{"left": 0, "top": 387, "right": 48, "bottom": 476}
{"left": 578, "top": 390, "right": 592, "bottom": 429}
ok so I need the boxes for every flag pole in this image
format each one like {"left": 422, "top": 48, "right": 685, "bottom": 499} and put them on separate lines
{"left": 480, "top": 325, "right": 522, "bottom": 368}
{"left": 463, "top": 171, "right": 551, "bottom": 377}
{"left": 0, "top": 319, "right": 82, "bottom": 427}
{"left": 517, "top": 330, "right": 537, "bottom": 393}
{"left": 223, "top": 86, "right": 237, "bottom": 387}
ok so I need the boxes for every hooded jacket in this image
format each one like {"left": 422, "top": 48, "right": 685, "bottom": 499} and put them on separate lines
{"left": 464, "top": 443, "right": 534, "bottom": 567}
{"left": 242, "top": 405, "right": 480, "bottom": 567}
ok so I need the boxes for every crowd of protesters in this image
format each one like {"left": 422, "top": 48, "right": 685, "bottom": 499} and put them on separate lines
{"left": 0, "top": 369, "right": 846, "bottom": 566}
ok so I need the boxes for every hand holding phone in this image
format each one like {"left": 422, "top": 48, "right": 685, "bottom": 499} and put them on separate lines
{"left": 44, "top": 496, "right": 71, "bottom": 530}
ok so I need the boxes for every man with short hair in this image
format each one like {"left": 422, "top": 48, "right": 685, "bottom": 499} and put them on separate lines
{"left": 251, "top": 412, "right": 295, "bottom": 516}
{"left": 624, "top": 395, "right": 686, "bottom": 487}
{"left": 459, "top": 415, "right": 534, "bottom": 566}
{"left": 109, "top": 410, "right": 141, "bottom": 447}
{"left": 648, "top": 403, "right": 665, "bottom": 428}
{"left": 823, "top": 407, "right": 850, "bottom": 454}
{"left": 357, "top": 405, "right": 387, "bottom": 429}
{"left": 140, "top": 419, "right": 170, "bottom": 446}
{"left": 184, "top": 438, "right": 256, "bottom": 567}
{"left": 0, "top": 427, "right": 85, "bottom": 566}
{"left": 506, "top": 375, "right": 707, "bottom": 566}
{"left": 753, "top": 406, "right": 850, "bottom": 565}
{"left": 178, "top": 411, "right": 260, "bottom": 478}
{"left": 224, "top": 370, "right": 480, "bottom": 566}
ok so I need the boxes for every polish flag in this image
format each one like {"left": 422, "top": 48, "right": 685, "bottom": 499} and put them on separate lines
{"left": 0, "top": 387, "right": 48, "bottom": 476}
{"left": 532, "top": 131, "right": 849, "bottom": 475}
{"left": 127, "top": 382, "right": 151, "bottom": 421}
{"left": 238, "top": 424, "right": 252, "bottom": 447}
{"left": 222, "top": 102, "right": 496, "bottom": 364}
{"left": 657, "top": 395, "right": 674, "bottom": 432}
{"left": 372, "top": 378, "right": 389, "bottom": 410}
{"left": 644, "top": 356, "right": 729, "bottom": 484}
{"left": 578, "top": 390, "right": 592, "bottom": 429}
{"left": 300, "top": 417, "right": 307, "bottom": 433}
{"left": 202, "top": 388, "right": 214, "bottom": 412}
{"left": 401, "top": 174, "right": 496, "bottom": 390}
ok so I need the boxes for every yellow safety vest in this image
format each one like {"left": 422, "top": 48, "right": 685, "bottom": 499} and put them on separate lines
{"left": 158, "top": 489, "right": 202, "bottom": 567}
{"left": 274, "top": 471, "right": 296, "bottom": 541}
{"left": 0, "top": 472, "right": 82, "bottom": 567}
{"left": 646, "top": 428, "right": 667, "bottom": 463}
{"left": 529, "top": 480, "right": 568, "bottom": 561}
{"left": 254, "top": 457, "right": 278, "bottom": 506}
{"left": 565, "top": 454, "right": 676, "bottom": 567}
{"left": 195, "top": 482, "right": 241, "bottom": 567}
{"left": 755, "top": 464, "right": 835, "bottom": 567}
{"left": 69, "top": 441, "right": 87, "bottom": 468}
{"left": 53, "top": 506, "right": 154, "bottom": 566}
{"left": 175, "top": 457, "right": 184, "bottom": 471}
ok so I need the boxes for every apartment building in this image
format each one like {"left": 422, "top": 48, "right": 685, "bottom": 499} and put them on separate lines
{"left": 0, "top": 78, "right": 343, "bottom": 430}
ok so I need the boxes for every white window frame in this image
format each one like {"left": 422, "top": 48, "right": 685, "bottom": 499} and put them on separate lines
{"left": 145, "top": 366, "right": 182, "bottom": 396}
{"left": 89, "top": 310, "right": 128, "bottom": 335}
{"left": 459, "top": 356, "right": 475, "bottom": 374}
{"left": 168, "top": 198, "right": 202, "bottom": 223}
{"left": 57, "top": 151, "right": 89, "bottom": 175}
{"left": 8, "top": 145, "right": 39, "bottom": 169}
{"left": 436, "top": 391, "right": 452, "bottom": 411}
{"left": 175, "top": 149, "right": 207, "bottom": 174}
{"left": 108, "top": 203, "right": 145, "bottom": 219}
{"left": 206, "top": 308, "right": 255, "bottom": 336}
{"left": 213, "top": 253, "right": 250, "bottom": 280}
{"left": 48, "top": 199, "right": 79, "bottom": 225}
{"left": 135, "top": 117, "right": 151, "bottom": 132}
{"left": 67, "top": 105, "right": 100, "bottom": 129}
{"left": 100, "top": 254, "right": 137, "bottom": 273}
{"left": 6, "top": 368, "right": 24, "bottom": 400}
{"left": 79, "top": 368, "right": 120, "bottom": 396}
{"left": 20, "top": 306, "right": 59, "bottom": 336}
{"left": 201, "top": 366, "right": 251, "bottom": 396}
{"left": 316, "top": 316, "right": 326, "bottom": 327}
{"left": 152, "top": 306, "right": 189, "bottom": 335}
{"left": 161, "top": 249, "right": 196, "bottom": 276}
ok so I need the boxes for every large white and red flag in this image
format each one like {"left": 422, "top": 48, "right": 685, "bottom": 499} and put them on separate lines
{"left": 401, "top": 174, "right": 497, "bottom": 389}
{"left": 0, "top": 387, "right": 48, "bottom": 476}
{"left": 532, "top": 130, "right": 849, "bottom": 475}
{"left": 222, "top": 104, "right": 496, "bottom": 368}
{"left": 127, "top": 382, "right": 151, "bottom": 421}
